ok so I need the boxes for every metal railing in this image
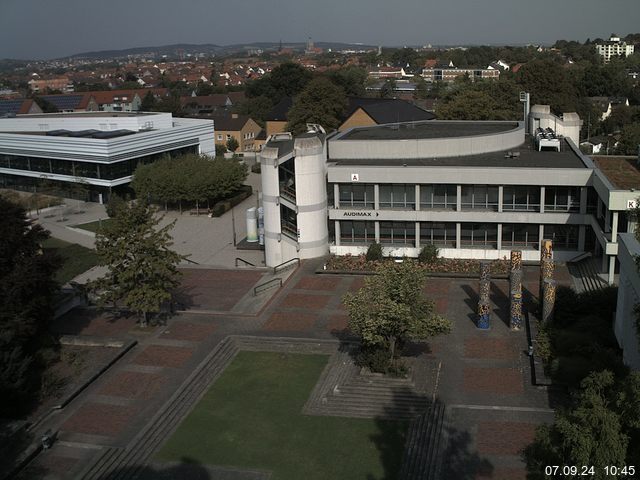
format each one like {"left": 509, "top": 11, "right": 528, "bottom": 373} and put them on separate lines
{"left": 273, "top": 257, "right": 300, "bottom": 274}
{"left": 235, "top": 257, "right": 256, "bottom": 267}
{"left": 253, "top": 278, "right": 282, "bottom": 296}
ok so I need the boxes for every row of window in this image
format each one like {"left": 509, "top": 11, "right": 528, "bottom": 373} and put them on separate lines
{"left": 336, "top": 184, "right": 592, "bottom": 213}
{"left": 0, "top": 146, "right": 198, "bottom": 181}
{"left": 338, "top": 221, "right": 579, "bottom": 250}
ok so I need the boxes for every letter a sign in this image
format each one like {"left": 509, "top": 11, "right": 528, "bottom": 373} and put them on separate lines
{"left": 351, "top": 173, "right": 359, "bottom": 182}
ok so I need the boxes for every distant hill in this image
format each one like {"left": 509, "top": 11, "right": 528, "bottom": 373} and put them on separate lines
{"left": 58, "top": 41, "right": 379, "bottom": 61}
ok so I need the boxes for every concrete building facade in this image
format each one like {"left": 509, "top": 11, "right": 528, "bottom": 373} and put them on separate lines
{"left": 0, "top": 112, "right": 215, "bottom": 203}
{"left": 258, "top": 107, "right": 640, "bottom": 286}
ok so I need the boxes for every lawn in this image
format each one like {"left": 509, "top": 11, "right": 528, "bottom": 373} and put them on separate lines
{"left": 156, "top": 351, "right": 408, "bottom": 480}
{"left": 73, "top": 218, "right": 112, "bottom": 233}
{"left": 42, "top": 237, "right": 99, "bottom": 284}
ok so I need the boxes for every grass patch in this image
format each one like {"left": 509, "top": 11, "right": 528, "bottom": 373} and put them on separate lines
{"left": 73, "top": 218, "right": 112, "bottom": 233}
{"left": 42, "top": 238, "right": 99, "bottom": 284}
{"left": 156, "top": 351, "right": 408, "bottom": 480}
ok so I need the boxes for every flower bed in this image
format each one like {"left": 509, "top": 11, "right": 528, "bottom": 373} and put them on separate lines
{"left": 325, "top": 254, "right": 509, "bottom": 275}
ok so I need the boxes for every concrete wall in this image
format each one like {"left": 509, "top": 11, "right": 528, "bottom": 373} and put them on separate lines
{"left": 0, "top": 112, "right": 173, "bottom": 132}
{"left": 529, "top": 105, "right": 582, "bottom": 147}
{"left": 330, "top": 122, "right": 524, "bottom": 160}
{"left": 614, "top": 233, "right": 640, "bottom": 369}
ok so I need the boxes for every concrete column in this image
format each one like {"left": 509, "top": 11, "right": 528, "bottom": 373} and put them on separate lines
{"left": 579, "top": 187, "right": 588, "bottom": 214}
{"left": 497, "top": 223, "right": 502, "bottom": 250}
{"left": 375, "top": 221, "right": 380, "bottom": 243}
{"left": 415, "top": 185, "right": 420, "bottom": 211}
{"left": 456, "top": 185, "right": 462, "bottom": 212}
{"left": 609, "top": 255, "right": 616, "bottom": 285}
{"left": 612, "top": 211, "right": 619, "bottom": 241}
{"left": 498, "top": 185, "right": 504, "bottom": 213}
{"left": 578, "top": 225, "right": 586, "bottom": 252}
{"left": 415, "top": 222, "right": 421, "bottom": 248}
{"left": 374, "top": 184, "right": 380, "bottom": 210}
{"left": 605, "top": 208, "right": 611, "bottom": 233}
{"left": 333, "top": 184, "right": 340, "bottom": 209}
{"left": 334, "top": 221, "right": 341, "bottom": 246}
{"left": 540, "top": 186, "right": 545, "bottom": 213}
{"left": 597, "top": 198, "right": 603, "bottom": 219}
{"left": 456, "top": 222, "right": 461, "bottom": 249}
{"left": 538, "top": 224, "right": 545, "bottom": 251}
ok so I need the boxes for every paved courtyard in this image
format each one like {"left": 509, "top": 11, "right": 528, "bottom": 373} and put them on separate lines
{"left": 18, "top": 261, "right": 573, "bottom": 479}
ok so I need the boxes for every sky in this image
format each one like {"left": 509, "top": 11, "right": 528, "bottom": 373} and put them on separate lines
{"left": 1, "top": 0, "right": 639, "bottom": 60}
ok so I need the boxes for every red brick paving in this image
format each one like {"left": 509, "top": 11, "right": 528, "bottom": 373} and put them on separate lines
{"left": 133, "top": 345, "right": 194, "bottom": 369}
{"left": 476, "top": 421, "right": 537, "bottom": 455}
{"left": 476, "top": 467, "right": 527, "bottom": 480}
{"left": 177, "top": 268, "right": 263, "bottom": 311}
{"left": 424, "top": 280, "right": 451, "bottom": 296}
{"left": 464, "top": 367, "right": 523, "bottom": 394}
{"left": 161, "top": 321, "right": 216, "bottom": 342}
{"left": 435, "top": 298, "right": 448, "bottom": 314}
{"left": 50, "top": 310, "right": 138, "bottom": 337}
{"left": 464, "top": 338, "right": 518, "bottom": 360}
{"left": 281, "top": 293, "right": 330, "bottom": 310}
{"left": 263, "top": 311, "right": 318, "bottom": 331}
{"left": 348, "top": 277, "right": 366, "bottom": 292}
{"left": 98, "top": 371, "right": 166, "bottom": 399}
{"left": 327, "top": 314, "right": 350, "bottom": 332}
{"left": 295, "top": 276, "right": 340, "bottom": 291}
{"left": 62, "top": 403, "right": 138, "bottom": 437}
{"left": 20, "top": 455, "right": 80, "bottom": 478}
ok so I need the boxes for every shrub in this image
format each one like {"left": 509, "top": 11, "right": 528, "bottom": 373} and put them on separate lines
{"left": 251, "top": 162, "right": 261, "bottom": 174}
{"left": 418, "top": 244, "right": 439, "bottom": 264}
{"left": 105, "top": 194, "right": 126, "bottom": 218}
{"left": 365, "top": 242, "right": 383, "bottom": 261}
{"left": 355, "top": 345, "right": 407, "bottom": 376}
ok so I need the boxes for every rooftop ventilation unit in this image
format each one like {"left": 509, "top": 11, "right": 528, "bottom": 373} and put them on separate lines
{"left": 535, "top": 128, "right": 561, "bottom": 152}
{"left": 266, "top": 132, "right": 293, "bottom": 143}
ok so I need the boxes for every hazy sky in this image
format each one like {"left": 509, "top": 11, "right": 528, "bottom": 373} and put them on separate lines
{"left": 1, "top": 0, "right": 639, "bottom": 60}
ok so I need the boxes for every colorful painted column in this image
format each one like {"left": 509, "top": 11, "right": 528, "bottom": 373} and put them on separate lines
{"left": 542, "top": 279, "right": 557, "bottom": 324}
{"left": 477, "top": 261, "right": 491, "bottom": 329}
{"left": 509, "top": 264, "right": 523, "bottom": 330}
{"left": 510, "top": 250, "right": 522, "bottom": 272}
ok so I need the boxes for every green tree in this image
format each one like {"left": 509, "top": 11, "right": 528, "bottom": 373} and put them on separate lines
{"left": 226, "top": 136, "right": 239, "bottom": 153}
{"left": 215, "top": 144, "right": 227, "bottom": 157}
{"left": 327, "top": 66, "right": 368, "bottom": 96}
{"left": 233, "top": 95, "right": 273, "bottom": 126}
{"left": 516, "top": 59, "right": 578, "bottom": 113}
{"left": 0, "top": 197, "right": 60, "bottom": 416}
{"left": 379, "top": 78, "right": 397, "bottom": 98}
{"left": 92, "top": 201, "right": 185, "bottom": 326}
{"left": 525, "top": 371, "right": 634, "bottom": 479}
{"left": 286, "top": 77, "right": 347, "bottom": 134}
{"left": 615, "top": 123, "right": 640, "bottom": 155}
{"left": 105, "top": 193, "right": 126, "bottom": 218}
{"left": 437, "top": 88, "right": 517, "bottom": 120}
{"left": 343, "top": 262, "right": 452, "bottom": 369}
{"left": 140, "top": 91, "right": 157, "bottom": 111}
{"left": 245, "top": 62, "right": 313, "bottom": 104}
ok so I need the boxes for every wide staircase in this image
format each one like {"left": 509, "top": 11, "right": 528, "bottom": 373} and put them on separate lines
{"left": 568, "top": 256, "right": 608, "bottom": 293}
{"left": 398, "top": 401, "right": 448, "bottom": 480}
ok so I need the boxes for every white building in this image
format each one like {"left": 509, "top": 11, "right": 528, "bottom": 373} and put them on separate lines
{"left": 0, "top": 112, "right": 214, "bottom": 203}
{"left": 614, "top": 233, "right": 640, "bottom": 370}
{"left": 259, "top": 107, "right": 640, "bottom": 285}
{"left": 596, "top": 34, "right": 635, "bottom": 63}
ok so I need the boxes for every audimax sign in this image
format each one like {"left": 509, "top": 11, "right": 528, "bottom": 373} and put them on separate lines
{"left": 342, "top": 211, "right": 379, "bottom": 217}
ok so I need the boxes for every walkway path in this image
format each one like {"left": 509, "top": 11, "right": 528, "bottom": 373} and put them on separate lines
{"left": 19, "top": 261, "right": 573, "bottom": 480}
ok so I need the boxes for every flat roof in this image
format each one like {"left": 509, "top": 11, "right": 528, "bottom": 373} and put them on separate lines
{"left": 12, "top": 112, "right": 158, "bottom": 119}
{"left": 592, "top": 156, "right": 640, "bottom": 190}
{"left": 339, "top": 121, "right": 519, "bottom": 141}
{"left": 330, "top": 138, "right": 587, "bottom": 169}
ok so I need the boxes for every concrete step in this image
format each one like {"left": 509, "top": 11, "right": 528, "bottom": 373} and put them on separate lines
{"left": 399, "top": 401, "right": 447, "bottom": 480}
{"left": 82, "top": 338, "right": 240, "bottom": 479}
